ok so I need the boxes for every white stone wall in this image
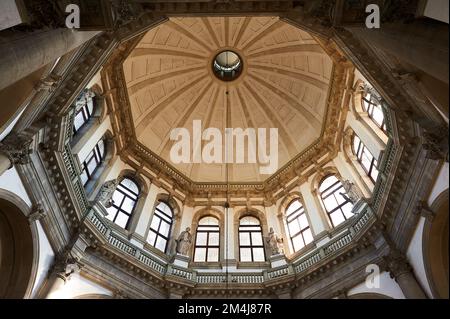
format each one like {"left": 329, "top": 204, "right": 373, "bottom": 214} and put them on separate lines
{"left": 347, "top": 271, "right": 405, "bottom": 299}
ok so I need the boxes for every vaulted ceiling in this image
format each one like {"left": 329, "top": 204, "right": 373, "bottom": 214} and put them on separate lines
{"left": 122, "top": 16, "right": 333, "bottom": 183}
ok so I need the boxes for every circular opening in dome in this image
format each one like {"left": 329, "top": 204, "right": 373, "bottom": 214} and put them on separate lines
{"left": 213, "top": 50, "right": 243, "bottom": 81}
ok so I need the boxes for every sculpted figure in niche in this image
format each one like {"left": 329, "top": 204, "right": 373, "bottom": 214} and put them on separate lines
{"left": 97, "top": 179, "right": 118, "bottom": 208}
{"left": 267, "top": 227, "right": 284, "bottom": 256}
{"left": 176, "top": 227, "right": 192, "bottom": 256}
{"left": 341, "top": 180, "right": 364, "bottom": 204}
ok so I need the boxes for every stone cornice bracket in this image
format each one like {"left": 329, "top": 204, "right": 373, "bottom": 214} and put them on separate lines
{"left": 34, "top": 73, "right": 62, "bottom": 93}
{"left": 28, "top": 203, "right": 47, "bottom": 224}
{"left": 49, "top": 249, "right": 84, "bottom": 283}
{"left": 382, "top": 248, "right": 412, "bottom": 282}
{"left": 422, "top": 128, "right": 449, "bottom": 161}
{"left": 414, "top": 200, "right": 435, "bottom": 221}
{"left": 0, "top": 133, "right": 34, "bottom": 167}
{"left": 112, "top": 289, "right": 129, "bottom": 299}
{"left": 19, "top": 0, "right": 66, "bottom": 30}
{"left": 334, "top": 288, "right": 348, "bottom": 299}
{"left": 111, "top": 0, "right": 143, "bottom": 29}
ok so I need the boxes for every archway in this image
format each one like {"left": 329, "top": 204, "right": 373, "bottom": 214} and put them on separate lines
{"left": 0, "top": 197, "right": 35, "bottom": 298}
{"left": 423, "top": 189, "right": 449, "bottom": 299}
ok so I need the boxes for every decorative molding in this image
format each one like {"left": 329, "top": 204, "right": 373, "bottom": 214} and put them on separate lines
{"left": 0, "top": 133, "right": 33, "bottom": 166}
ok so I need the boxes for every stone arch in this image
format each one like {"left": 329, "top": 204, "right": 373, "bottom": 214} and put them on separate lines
{"left": 310, "top": 166, "right": 341, "bottom": 194}
{"left": 0, "top": 189, "right": 39, "bottom": 299}
{"left": 190, "top": 207, "right": 224, "bottom": 263}
{"left": 423, "top": 189, "right": 449, "bottom": 299}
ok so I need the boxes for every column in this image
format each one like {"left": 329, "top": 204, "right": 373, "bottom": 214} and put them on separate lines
{"left": 347, "top": 20, "right": 448, "bottom": 84}
{"left": 134, "top": 183, "right": 160, "bottom": 238}
{"left": 385, "top": 250, "right": 427, "bottom": 299}
{"left": 299, "top": 182, "right": 330, "bottom": 236}
{"left": 0, "top": 28, "right": 100, "bottom": 90}
{"left": 224, "top": 206, "right": 235, "bottom": 262}
{"left": 0, "top": 0, "right": 27, "bottom": 31}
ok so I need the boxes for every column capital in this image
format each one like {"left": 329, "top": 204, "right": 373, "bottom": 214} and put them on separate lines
{"left": 28, "top": 203, "right": 46, "bottom": 224}
{"left": 49, "top": 249, "right": 84, "bottom": 283}
{"left": 383, "top": 249, "right": 412, "bottom": 281}
{"left": 414, "top": 200, "right": 435, "bottom": 221}
{"left": 422, "top": 128, "right": 449, "bottom": 161}
{"left": 0, "top": 133, "right": 33, "bottom": 167}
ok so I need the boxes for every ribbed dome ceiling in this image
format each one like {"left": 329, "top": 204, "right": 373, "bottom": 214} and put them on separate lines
{"left": 123, "top": 17, "right": 333, "bottom": 183}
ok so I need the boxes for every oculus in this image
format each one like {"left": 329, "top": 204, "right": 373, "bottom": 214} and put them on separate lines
{"left": 212, "top": 50, "right": 243, "bottom": 81}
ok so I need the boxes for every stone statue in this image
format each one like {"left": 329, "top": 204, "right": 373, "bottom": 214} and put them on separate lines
{"left": 97, "top": 179, "right": 118, "bottom": 208}
{"left": 75, "top": 89, "right": 95, "bottom": 109}
{"left": 341, "top": 180, "right": 364, "bottom": 204}
{"left": 176, "top": 227, "right": 192, "bottom": 256}
{"left": 267, "top": 227, "right": 284, "bottom": 256}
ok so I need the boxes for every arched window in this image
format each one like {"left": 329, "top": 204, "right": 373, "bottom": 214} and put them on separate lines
{"left": 353, "top": 134, "right": 379, "bottom": 183}
{"left": 79, "top": 139, "right": 105, "bottom": 186}
{"left": 362, "top": 88, "right": 387, "bottom": 133}
{"left": 105, "top": 178, "right": 139, "bottom": 229}
{"left": 319, "top": 175, "right": 354, "bottom": 228}
{"left": 239, "top": 216, "right": 265, "bottom": 262}
{"left": 194, "top": 216, "right": 220, "bottom": 262}
{"left": 73, "top": 89, "right": 95, "bottom": 135}
{"left": 147, "top": 201, "right": 173, "bottom": 253}
{"left": 285, "top": 199, "right": 313, "bottom": 252}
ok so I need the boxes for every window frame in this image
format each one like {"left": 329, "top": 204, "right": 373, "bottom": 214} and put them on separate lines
{"left": 73, "top": 90, "right": 95, "bottom": 135}
{"left": 353, "top": 134, "right": 379, "bottom": 183}
{"left": 193, "top": 216, "right": 220, "bottom": 263}
{"left": 147, "top": 201, "right": 173, "bottom": 253}
{"left": 319, "top": 175, "right": 354, "bottom": 228}
{"left": 285, "top": 199, "right": 313, "bottom": 252}
{"left": 238, "top": 216, "right": 266, "bottom": 262}
{"left": 79, "top": 139, "right": 105, "bottom": 186}
{"left": 362, "top": 91, "right": 387, "bottom": 133}
{"left": 106, "top": 177, "right": 139, "bottom": 230}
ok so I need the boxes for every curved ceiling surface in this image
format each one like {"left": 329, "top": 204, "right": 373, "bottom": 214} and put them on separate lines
{"left": 123, "top": 16, "right": 333, "bottom": 183}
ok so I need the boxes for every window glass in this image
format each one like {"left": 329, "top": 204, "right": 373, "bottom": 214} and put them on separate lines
{"left": 239, "top": 216, "right": 265, "bottom": 262}
{"left": 147, "top": 201, "right": 173, "bottom": 253}
{"left": 319, "top": 175, "right": 354, "bottom": 227}
{"left": 105, "top": 177, "right": 139, "bottom": 230}
{"left": 194, "top": 216, "right": 220, "bottom": 262}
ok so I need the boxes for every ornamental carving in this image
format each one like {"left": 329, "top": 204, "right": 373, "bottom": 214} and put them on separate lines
{"left": 383, "top": 249, "right": 412, "bottom": 281}
{"left": 96, "top": 179, "right": 119, "bottom": 208}
{"left": 341, "top": 180, "right": 364, "bottom": 204}
{"left": 50, "top": 250, "right": 83, "bottom": 282}
{"left": 176, "top": 227, "right": 192, "bottom": 256}
{"left": 28, "top": 203, "right": 46, "bottom": 223}
{"left": 267, "top": 227, "right": 284, "bottom": 256}
{"left": 0, "top": 134, "right": 33, "bottom": 166}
